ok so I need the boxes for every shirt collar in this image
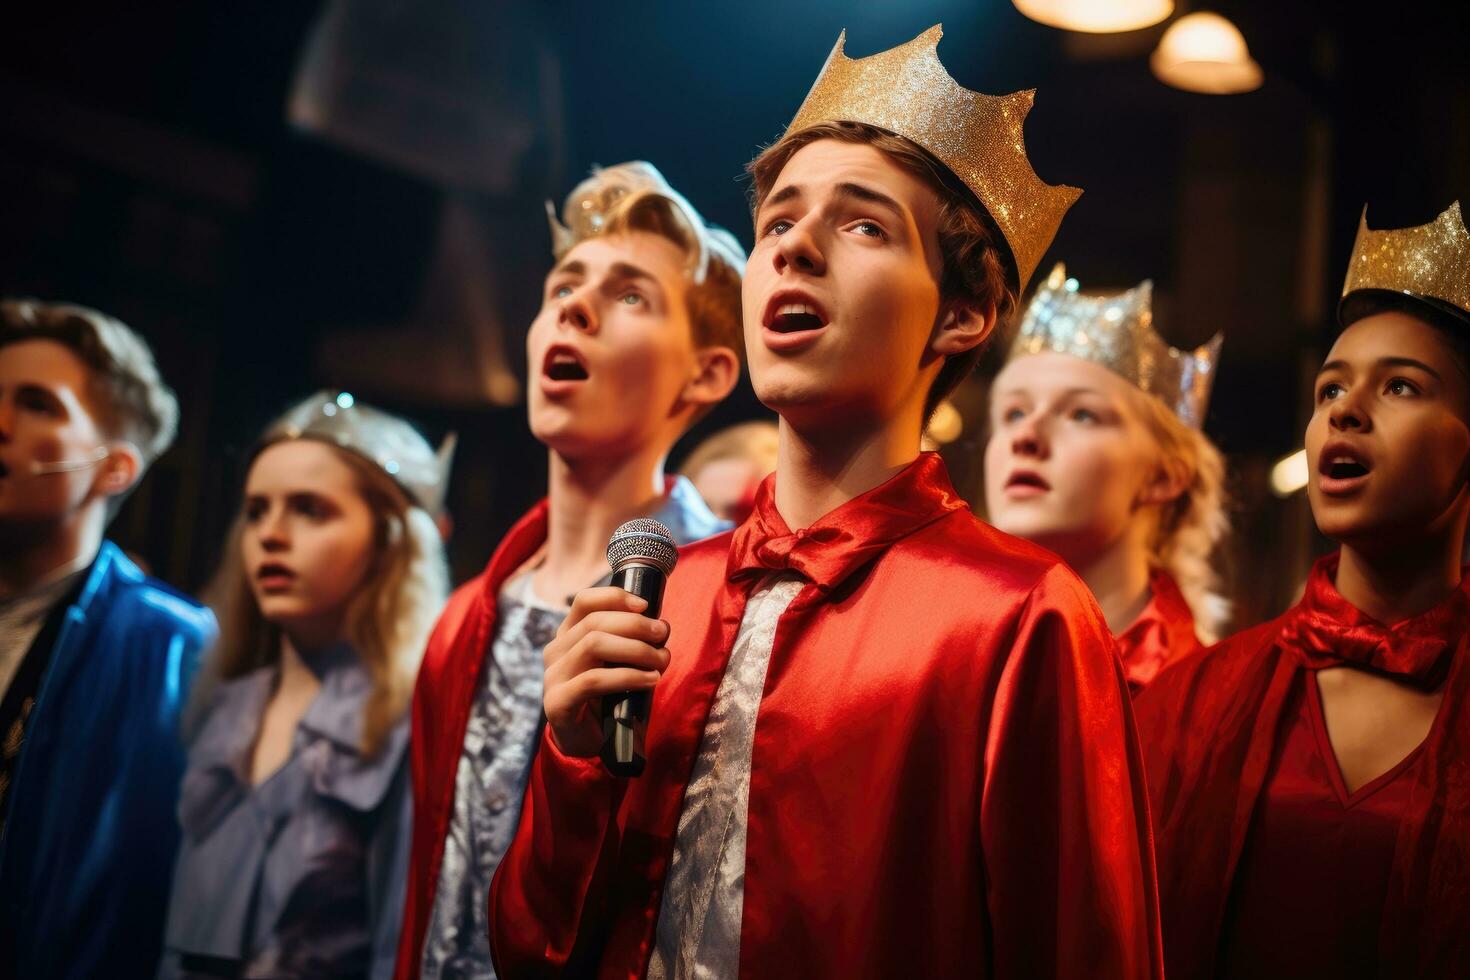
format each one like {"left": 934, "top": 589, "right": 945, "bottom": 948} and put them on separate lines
{"left": 654, "top": 474, "right": 733, "bottom": 546}
{"left": 725, "top": 452, "right": 967, "bottom": 593}
{"left": 1281, "top": 551, "right": 1470, "bottom": 690}
{"left": 296, "top": 643, "right": 375, "bottom": 752}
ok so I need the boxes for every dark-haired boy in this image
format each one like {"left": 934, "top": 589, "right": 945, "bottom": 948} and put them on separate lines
{"left": 491, "top": 27, "right": 1161, "bottom": 979}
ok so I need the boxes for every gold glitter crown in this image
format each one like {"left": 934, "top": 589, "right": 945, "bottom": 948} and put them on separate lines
{"left": 1340, "top": 201, "right": 1470, "bottom": 324}
{"left": 263, "top": 391, "right": 457, "bottom": 514}
{"left": 1008, "top": 264, "right": 1222, "bottom": 428}
{"left": 787, "top": 25, "right": 1081, "bottom": 293}
{"left": 547, "top": 161, "right": 746, "bottom": 282}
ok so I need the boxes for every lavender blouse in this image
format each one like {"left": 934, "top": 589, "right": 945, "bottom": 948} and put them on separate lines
{"left": 160, "top": 645, "right": 410, "bottom": 979}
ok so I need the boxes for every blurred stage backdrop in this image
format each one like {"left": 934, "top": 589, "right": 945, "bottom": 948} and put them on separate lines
{"left": 1, "top": 0, "right": 1466, "bottom": 630}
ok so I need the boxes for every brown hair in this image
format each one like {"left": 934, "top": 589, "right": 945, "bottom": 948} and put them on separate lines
{"left": 0, "top": 298, "right": 179, "bottom": 467}
{"left": 597, "top": 189, "right": 745, "bottom": 365}
{"left": 747, "top": 122, "right": 1017, "bottom": 416}
{"left": 1127, "top": 387, "right": 1232, "bottom": 643}
{"left": 197, "top": 442, "right": 448, "bottom": 756}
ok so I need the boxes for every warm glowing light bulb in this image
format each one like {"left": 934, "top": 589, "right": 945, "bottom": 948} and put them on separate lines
{"left": 1014, "top": 0, "right": 1173, "bottom": 33}
{"left": 1270, "top": 448, "right": 1308, "bottom": 497}
{"left": 927, "top": 401, "right": 964, "bottom": 445}
{"left": 1151, "top": 11, "right": 1263, "bottom": 94}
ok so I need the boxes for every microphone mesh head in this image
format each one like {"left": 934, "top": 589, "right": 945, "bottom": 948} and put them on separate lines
{"left": 606, "top": 518, "right": 679, "bottom": 575}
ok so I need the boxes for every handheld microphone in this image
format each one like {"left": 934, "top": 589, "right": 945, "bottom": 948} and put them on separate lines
{"left": 601, "top": 518, "right": 679, "bottom": 777}
{"left": 29, "top": 447, "right": 109, "bottom": 475}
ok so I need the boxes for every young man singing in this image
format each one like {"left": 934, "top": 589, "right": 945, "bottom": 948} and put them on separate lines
{"left": 490, "top": 27, "right": 1162, "bottom": 979}
{"left": 397, "top": 163, "right": 745, "bottom": 980}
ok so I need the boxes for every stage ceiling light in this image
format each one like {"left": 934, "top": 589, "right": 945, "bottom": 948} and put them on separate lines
{"left": 1150, "top": 11, "right": 1263, "bottom": 94}
{"left": 1013, "top": 0, "right": 1173, "bottom": 34}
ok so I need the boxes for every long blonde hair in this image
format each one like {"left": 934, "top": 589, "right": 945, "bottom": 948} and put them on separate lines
{"left": 1128, "top": 388, "right": 1232, "bottom": 643}
{"left": 199, "top": 441, "right": 448, "bottom": 756}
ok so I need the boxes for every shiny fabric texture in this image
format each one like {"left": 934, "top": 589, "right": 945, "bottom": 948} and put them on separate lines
{"left": 1282, "top": 554, "right": 1464, "bottom": 689}
{"left": 420, "top": 573, "right": 566, "bottom": 980}
{"left": 0, "top": 542, "right": 216, "bottom": 980}
{"left": 1135, "top": 551, "right": 1470, "bottom": 979}
{"left": 489, "top": 453, "right": 1163, "bottom": 979}
{"left": 1116, "top": 570, "right": 1202, "bottom": 693}
{"left": 1217, "top": 677, "right": 1420, "bottom": 979}
{"left": 395, "top": 478, "right": 728, "bottom": 980}
{"left": 162, "top": 644, "right": 410, "bottom": 980}
{"left": 647, "top": 573, "right": 803, "bottom": 980}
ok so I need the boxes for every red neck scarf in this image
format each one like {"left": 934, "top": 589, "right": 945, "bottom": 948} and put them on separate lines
{"left": 725, "top": 452, "right": 967, "bottom": 592}
{"left": 1282, "top": 553, "right": 1468, "bottom": 690}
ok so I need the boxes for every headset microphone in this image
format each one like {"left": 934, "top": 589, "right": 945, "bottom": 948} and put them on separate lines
{"left": 28, "top": 447, "right": 110, "bottom": 475}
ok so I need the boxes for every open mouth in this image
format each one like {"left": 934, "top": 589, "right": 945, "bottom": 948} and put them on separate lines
{"left": 1006, "top": 471, "right": 1050, "bottom": 491}
{"left": 256, "top": 563, "right": 295, "bottom": 585}
{"left": 543, "top": 346, "right": 589, "bottom": 382}
{"left": 1317, "top": 441, "right": 1372, "bottom": 492}
{"left": 770, "top": 305, "right": 826, "bottom": 334}
{"left": 763, "top": 293, "right": 830, "bottom": 335}
{"left": 1326, "top": 458, "right": 1369, "bottom": 480}
{"left": 0, "top": 459, "right": 9, "bottom": 479}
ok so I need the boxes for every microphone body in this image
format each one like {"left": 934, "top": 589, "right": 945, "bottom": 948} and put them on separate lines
{"left": 601, "top": 519, "right": 679, "bottom": 777}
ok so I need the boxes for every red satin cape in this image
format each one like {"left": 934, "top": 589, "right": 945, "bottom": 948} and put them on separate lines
{"left": 489, "top": 454, "right": 1162, "bottom": 979}
{"left": 393, "top": 501, "right": 551, "bottom": 980}
{"left": 1135, "top": 553, "right": 1470, "bottom": 979}
{"left": 1116, "top": 570, "right": 1202, "bottom": 693}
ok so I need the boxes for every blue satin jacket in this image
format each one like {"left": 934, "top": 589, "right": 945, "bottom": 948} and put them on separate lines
{"left": 0, "top": 542, "right": 216, "bottom": 980}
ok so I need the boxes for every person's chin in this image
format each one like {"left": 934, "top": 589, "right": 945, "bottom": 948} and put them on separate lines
{"left": 255, "top": 595, "right": 313, "bottom": 624}
{"left": 1310, "top": 493, "right": 1392, "bottom": 546}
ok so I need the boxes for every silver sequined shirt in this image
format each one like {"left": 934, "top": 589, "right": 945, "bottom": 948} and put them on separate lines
{"left": 419, "top": 573, "right": 564, "bottom": 980}
{"left": 420, "top": 476, "right": 730, "bottom": 979}
{"left": 648, "top": 572, "right": 804, "bottom": 980}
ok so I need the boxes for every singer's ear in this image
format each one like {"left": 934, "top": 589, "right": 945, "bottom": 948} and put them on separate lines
{"left": 929, "top": 299, "right": 996, "bottom": 360}
{"left": 98, "top": 441, "right": 142, "bottom": 499}
{"left": 681, "top": 345, "right": 740, "bottom": 409}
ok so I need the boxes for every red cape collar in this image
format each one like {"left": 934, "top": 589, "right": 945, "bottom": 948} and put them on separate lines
{"left": 1281, "top": 552, "right": 1470, "bottom": 689}
{"left": 724, "top": 452, "right": 968, "bottom": 592}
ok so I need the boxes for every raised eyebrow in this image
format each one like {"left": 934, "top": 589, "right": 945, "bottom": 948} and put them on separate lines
{"left": 605, "top": 262, "right": 659, "bottom": 286}
{"left": 548, "top": 259, "right": 587, "bottom": 280}
{"left": 832, "top": 182, "right": 905, "bottom": 219}
{"left": 1379, "top": 356, "right": 1441, "bottom": 379}
{"left": 762, "top": 184, "right": 803, "bottom": 210}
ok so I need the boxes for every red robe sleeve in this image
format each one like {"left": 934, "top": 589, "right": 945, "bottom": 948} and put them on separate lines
{"left": 487, "top": 729, "right": 626, "bottom": 977}
{"left": 981, "top": 565, "right": 1164, "bottom": 979}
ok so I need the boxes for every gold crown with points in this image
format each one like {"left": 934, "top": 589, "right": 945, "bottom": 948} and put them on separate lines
{"left": 786, "top": 25, "right": 1082, "bottom": 293}
{"left": 1340, "top": 201, "right": 1470, "bottom": 325}
{"left": 1008, "top": 264, "right": 1223, "bottom": 428}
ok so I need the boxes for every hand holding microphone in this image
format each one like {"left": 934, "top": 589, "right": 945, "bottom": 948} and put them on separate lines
{"left": 542, "top": 519, "right": 679, "bottom": 776}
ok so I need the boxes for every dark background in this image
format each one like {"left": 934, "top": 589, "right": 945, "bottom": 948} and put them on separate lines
{"left": 2, "top": 0, "right": 1466, "bottom": 629}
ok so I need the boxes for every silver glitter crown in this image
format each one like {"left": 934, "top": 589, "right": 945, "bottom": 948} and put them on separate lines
{"left": 263, "top": 390, "right": 456, "bottom": 513}
{"left": 1007, "top": 263, "right": 1222, "bottom": 428}
{"left": 606, "top": 518, "right": 679, "bottom": 576}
